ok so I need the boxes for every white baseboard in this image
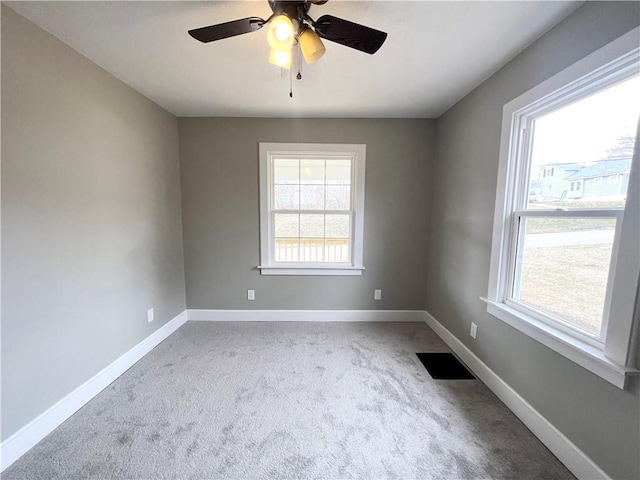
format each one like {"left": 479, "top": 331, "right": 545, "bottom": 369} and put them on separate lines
{"left": 1, "top": 309, "right": 609, "bottom": 480}
{"left": 422, "top": 311, "right": 609, "bottom": 480}
{"left": 0, "top": 310, "right": 188, "bottom": 472}
{"left": 187, "top": 309, "right": 425, "bottom": 323}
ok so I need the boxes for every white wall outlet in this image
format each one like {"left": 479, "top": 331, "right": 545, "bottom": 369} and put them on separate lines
{"left": 247, "top": 289, "right": 255, "bottom": 301}
{"left": 470, "top": 322, "right": 478, "bottom": 339}
{"left": 374, "top": 289, "right": 382, "bottom": 300}
{"left": 147, "top": 308, "right": 154, "bottom": 323}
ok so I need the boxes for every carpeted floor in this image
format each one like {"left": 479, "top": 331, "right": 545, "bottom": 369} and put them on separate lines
{"left": 3, "top": 321, "right": 574, "bottom": 479}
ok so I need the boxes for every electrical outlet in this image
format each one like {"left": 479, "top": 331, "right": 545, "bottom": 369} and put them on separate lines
{"left": 248, "top": 289, "right": 255, "bottom": 301}
{"left": 147, "top": 308, "right": 154, "bottom": 323}
{"left": 470, "top": 322, "right": 478, "bottom": 339}
{"left": 374, "top": 289, "right": 382, "bottom": 300}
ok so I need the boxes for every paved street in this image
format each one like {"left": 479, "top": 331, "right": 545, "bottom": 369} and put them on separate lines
{"left": 526, "top": 229, "right": 615, "bottom": 248}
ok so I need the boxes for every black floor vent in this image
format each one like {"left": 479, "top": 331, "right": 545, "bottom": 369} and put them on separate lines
{"left": 416, "top": 352, "right": 475, "bottom": 380}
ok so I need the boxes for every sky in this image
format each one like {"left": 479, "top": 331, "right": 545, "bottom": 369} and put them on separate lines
{"left": 530, "top": 74, "right": 639, "bottom": 168}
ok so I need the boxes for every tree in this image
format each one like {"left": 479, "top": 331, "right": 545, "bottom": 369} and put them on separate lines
{"left": 603, "top": 134, "right": 635, "bottom": 161}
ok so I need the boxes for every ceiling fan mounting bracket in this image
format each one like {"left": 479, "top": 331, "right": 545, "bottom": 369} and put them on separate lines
{"left": 268, "top": 1, "right": 312, "bottom": 25}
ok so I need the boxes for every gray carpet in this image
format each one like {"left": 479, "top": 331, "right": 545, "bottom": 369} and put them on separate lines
{"left": 3, "top": 322, "right": 574, "bottom": 479}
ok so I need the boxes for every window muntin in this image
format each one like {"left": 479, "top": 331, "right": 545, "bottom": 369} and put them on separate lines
{"left": 272, "top": 156, "right": 353, "bottom": 264}
{"left": 258, "top": 143, "right": 366, "bottom": 276}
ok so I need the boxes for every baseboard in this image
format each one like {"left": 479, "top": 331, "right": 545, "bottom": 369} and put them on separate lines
{"left": 187, "top": 309, "right": 425, "bottom": 322}
{"left": 0, "top": 310, "right": 188, "bottom": 472}
{"left": 1, "top": 309, "right": 609, "bottom": 479}
{"left": 422, "top": 311, "right": 609, "bottom": 480}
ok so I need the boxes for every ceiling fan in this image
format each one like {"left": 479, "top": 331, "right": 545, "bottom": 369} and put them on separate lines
{"left": 188, "top": 0, "right": 388, "bottom": 69}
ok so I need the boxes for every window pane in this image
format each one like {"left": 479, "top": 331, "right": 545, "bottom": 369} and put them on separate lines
{"left": 274, "top": 185, "right": 299, "bottom": 210}
{"left": 326, "top": 159, "right": 352, "bottom": 185}
{"left": 513, "top": 216, "right": 617, "bottom": 337}
{"left": 300, "top": 185, "right": 325, "bottom": 210}
{"left": 274, "top": 213, "right": 299, "bottom": 237}
{"left": 300, "top": 239, "right": 324, "bottom": 262}
{"left": 527, "top": 75, "right": 639, "bottom": 208}
{"left": 326, "top": 185, "right": 351, "bottom": 210}
{"left": 325, "top": 214, "right": 350, "bottom": 238}
{"left": 274, "top": 158, "right": 299, "bottom": 184}
{"left": 325, "top": 239, "right": 350, "bottom": 263}
{"left": 300, "top": 214, "right": 324, "bottom": 238}
{"left": 275, "top": 238, "right": 299, "bottom": 262}
{"left": 300, "top": 159, "right": 324, "bottom": 184}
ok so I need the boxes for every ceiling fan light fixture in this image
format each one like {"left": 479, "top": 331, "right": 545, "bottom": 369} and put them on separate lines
{"left": 299, "top": 27, "right": 325, "bottom": 64}
{"left": 269, "top": 48, "right": 292, "bottom": 69}
{"left": 267, "top": 14, "right": 295, "bottom": 51}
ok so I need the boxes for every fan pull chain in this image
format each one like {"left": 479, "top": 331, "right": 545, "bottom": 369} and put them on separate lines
{"left": 289, "top": 62, "right": 293, "bottom": 98}
{"left": 297, "top": 44, "right": 302, "bottom": 80}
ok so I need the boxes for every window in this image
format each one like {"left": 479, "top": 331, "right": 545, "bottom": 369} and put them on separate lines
{"left": 486, "top": 28, "right": 640, "bottom": 388}
{"left": 258, "top": 143, "right": 366, "bottom": 275}
{"left": 594, "top": 177, "right": 603, "bottom": 186}
{"left": 607, "top": 174, "right": 619, "bottom": 184}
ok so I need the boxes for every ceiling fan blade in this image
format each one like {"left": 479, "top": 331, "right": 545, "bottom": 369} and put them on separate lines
{"left": 314, "top": 15, "right": 387, "bottom": 55}
{"left": 189, "top": 17, "right": 265, "bottom": 43}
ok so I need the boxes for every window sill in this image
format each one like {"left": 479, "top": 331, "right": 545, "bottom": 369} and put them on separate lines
{"left": 480, "top": 297, "right": 638, "bottom": 389}
{"left": 258, "top": 265, "right": 365, "bottom": 276}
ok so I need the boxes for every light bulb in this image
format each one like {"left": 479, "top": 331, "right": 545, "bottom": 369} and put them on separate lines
{"left": 267, "top": 15, "right": 294, "bottom": 52}
{"left": 269, "top": 48, "right": 292, "bottom": 69}
{"left": 275, "top": 24, "right": 291, "bottom": 42}
{"left": 299, "top": 28, "right": 326, "bottom": 64}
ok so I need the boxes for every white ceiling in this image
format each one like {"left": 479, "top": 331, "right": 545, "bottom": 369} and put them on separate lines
{"left": 7, "top": 1, "right": 581, "bottom": 118}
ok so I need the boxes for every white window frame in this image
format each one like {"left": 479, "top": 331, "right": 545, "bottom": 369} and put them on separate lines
{"left": 594, "top": 176, "right": 603, "bottom": 186}
{"left": 607, "top": 174, "right": 619, "bottom": 184}
{"left": 484, "top": 27, "right": 640, "bottom": 389}
{"left": 258, "top": 143, "right": 366, "bottom": 276}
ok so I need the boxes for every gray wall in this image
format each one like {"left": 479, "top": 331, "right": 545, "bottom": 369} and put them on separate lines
{"left": 179, "top": 118, "right": 434, "bottom": 310}
{"left": 1, "top": 6, "right": 186, "bottom": 440}
{"left": 427, "top": 2, "right": 640, "bottom": 479}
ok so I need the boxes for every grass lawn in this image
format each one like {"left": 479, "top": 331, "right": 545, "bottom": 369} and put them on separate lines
{"left": 518, "top": 243, "right": 612, "bottom": 336}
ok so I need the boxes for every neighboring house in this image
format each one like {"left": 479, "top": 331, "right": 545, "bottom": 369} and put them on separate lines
{"left": 539, "top": 163, "right": 581, "bottom": 200}
{"left": 538, "top": 159, "right": 631, "bottom": 200}
{"left": 566, "top": 158, "right": 631, "bottom": 199}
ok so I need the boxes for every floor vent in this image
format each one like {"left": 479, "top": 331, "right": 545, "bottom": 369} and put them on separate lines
{"left": 416, "top": 352, "right": 475, "bottom": 379}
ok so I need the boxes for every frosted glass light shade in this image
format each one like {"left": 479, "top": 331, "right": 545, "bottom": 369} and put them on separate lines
{"left": 267, "top": 15, "right": 295, "bottom": 51}
{"left": 269, "top": 48, "right": 292, "bottom": 69}
{"left": 299, "top": 28, "right": 326, "bottom": 64}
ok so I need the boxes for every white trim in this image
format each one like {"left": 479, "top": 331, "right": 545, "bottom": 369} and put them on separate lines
{"left": 258, "top": 265, "right": 364, "bottom": 276}
{"left": 258, "top": 143, "right": 366, "bottom": 275}
{"left": 481, "top": 299, "right": 636, "bottom": 388}
{"left": 0, "top": 310, "right": 188, "bottom": 472}
{"left": 422, "top": 311, "right": 611, "bottom": 480}
{"left": 187, "top": 309, "right": 424, "bottom": 323}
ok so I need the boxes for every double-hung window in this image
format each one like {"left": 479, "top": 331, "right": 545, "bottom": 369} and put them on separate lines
{"left": 258, "top": 143, "right": 366, "bottom": 275}
{"left": 486, "top": 28, "right": 640, "bottom": 388}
